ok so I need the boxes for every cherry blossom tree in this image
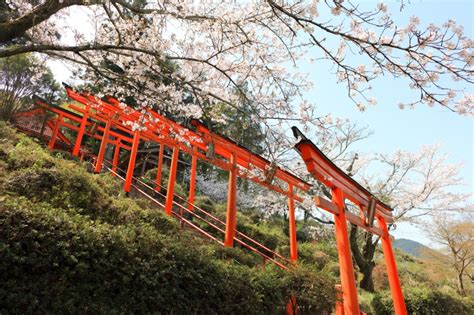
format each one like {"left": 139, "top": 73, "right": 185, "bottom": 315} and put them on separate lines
{"left": 424, "top": 215, "right": 474, "bottom": 296}
{"left": 0, "top": 0, "right": 472, "bottom": 134}
{"left": 345, "top": 143, "right": 473, "bottom": 291}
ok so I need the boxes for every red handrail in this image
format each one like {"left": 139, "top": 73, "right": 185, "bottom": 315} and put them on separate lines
{"left": 99, "top": 159, "right": 289, "bottom": 269}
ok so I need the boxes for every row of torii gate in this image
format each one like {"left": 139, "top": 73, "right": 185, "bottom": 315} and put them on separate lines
{"left": 14, "top": 84, "right": 407, "bottom": 314}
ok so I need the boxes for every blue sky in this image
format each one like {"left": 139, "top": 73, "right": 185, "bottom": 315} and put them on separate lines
{"left": 300, "top": 0, "right": 473, "bottom": 244}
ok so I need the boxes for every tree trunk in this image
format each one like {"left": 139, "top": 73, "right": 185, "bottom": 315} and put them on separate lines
{"left": 0, "top": 0, "right": 102, "bottom": 45}
{"left": 457, "top": 272, "right": 465, "bottom": 296}
{"left": 303, "top": 209, "right": 310, "bottom": 223}
{"left": 350, "top": 224, "right": 377, "bottom": 292}
{"left": 359, "top": 261, "right": 375, "bottom": 292}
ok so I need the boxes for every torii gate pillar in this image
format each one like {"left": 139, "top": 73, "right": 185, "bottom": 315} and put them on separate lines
{"left": 224, "top": 152, "right": 237, "bottom": 247}
{"left": 332, "top": 188, "right": 360, "bottom": 315}
{"left": 124, "top": 130, "right": 140, "bottom": 193}
{"left": 287, "top": 184, "right": 298, "bottom": 262}
{"left": 164, "top": 145, "right": 180, "bottom": 215}
{"left": 379, "top": 216, "right": 407, "bottom": 315}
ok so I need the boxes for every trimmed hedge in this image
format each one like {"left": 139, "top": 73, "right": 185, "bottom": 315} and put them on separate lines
{"left": 0, "top": 195, "right": 336, "bottom": 314}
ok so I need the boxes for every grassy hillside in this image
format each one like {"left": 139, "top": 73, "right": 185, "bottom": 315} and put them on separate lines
{"left": 0, "top": 122, "right": 336, "bottom": 314}
{"left": 359, "top": 248, "right": 474, "bottom": 314}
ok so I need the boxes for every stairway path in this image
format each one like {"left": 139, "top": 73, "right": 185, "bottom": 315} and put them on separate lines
{"left": 97, "top": 158, "right": 291, "bottom": 270}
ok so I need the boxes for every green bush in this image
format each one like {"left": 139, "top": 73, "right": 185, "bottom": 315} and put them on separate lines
{"left": 143, "top": 166, "right": 187, "bottom": 198}
{"left": 359, "top": 291, "right": 376, "bottom": 315}
{"left": 193, "top": 195, "right": 217, "bottom": 213}
{"left": 297, "top": 242, "right": 332, "bottom": 270}
{"left": 372, "top": 287, "right": 474, "bottom": 315}
{"left": 191, "top": 205, "right": 289, "bottom": 260}
{"left": 4, "top": 135, "right": 53, "bottom": 170}
{"left": 236, "top": 214, "right": 287, "bottom": 251}
{"left": 207, "top": 244, "right": 263, "bottom": 267}
{"left": 5, "top": 166, "right": 110, "bottom": 213}
{"left": 284, "top": 267, "right": 337, "bottom": 314}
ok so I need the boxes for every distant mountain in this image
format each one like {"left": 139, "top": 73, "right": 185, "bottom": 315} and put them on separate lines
{"left": 393, "top": 238, "right": 430, "bottom": 257}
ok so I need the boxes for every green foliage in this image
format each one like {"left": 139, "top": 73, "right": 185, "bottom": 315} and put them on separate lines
{"left": 0, "top": 124, "right": 336, "bottom": 314}
{"left": 359, "top": 291, "right": 376, "bottom": 315}
{"left": 142, "top": 166, "right": 186, "bottom": 198}
{"left": 193, "top": 195, "right": 217, "bottom": 213}
{"left": 0, "top": 53, "right": 63, "bottom": 121}
{"left": 372, "top": 287, "right": 474, "bottom": 315}
{"left": 0, "top": 196, "right": 244, "bottom": 313}
{"left": 396, "top": 258, "right": 436, "bottom": 289}
{"left": 0, "top": 194, "right": 335, "bottom": 314}
{"left": 207, "top": 244, "right": 262, "bottom": 267}
{"left": 200, "top": 85, "right": 265, "bottom": 155}
{"left": 285, "top": 268, "right": 337, "bottom": 314}
{"left": 297, "top": 242, "right": 334, "bottom": 271}
{"left": 236, "top": 217, "right": 287, "bottom": 252}
{"left": 314, "top": 240, "right": 339, "bottom": 260}
{"left": 188, "top": 199, "right": 289, "bottom": 259}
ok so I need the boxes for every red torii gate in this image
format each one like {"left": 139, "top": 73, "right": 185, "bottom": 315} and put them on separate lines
{"left": 291, "top": 127, "right": 406, "bottom": 315}
{"left": 35, "top": 84, "right": 311, "bottom": 263}
{"left": 14, "top": 84, "right": 407, "bottom": 314}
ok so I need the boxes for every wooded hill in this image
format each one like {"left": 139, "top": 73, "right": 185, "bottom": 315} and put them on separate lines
{"left": 393, "top": 238, "right": 429, "bottom": 258}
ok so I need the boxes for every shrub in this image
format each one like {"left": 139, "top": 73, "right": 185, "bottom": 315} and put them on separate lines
{"left": 372, "top": 287, "right": 474, "bottom": 315}
{"left": 236, "top": 216, "right": 287, "bottom": 252}
{"left": 0, "top": 196, "right": 336, "bottom": 314}
{"left": 210, "top": 244, "right": 262, "bottom": 267}
{"left": 359, "top": 291, "right": 376, "bottom": 315}
{"left": 5, "top": 166, "right": 110, "bottom": 213}
{"left": 297, "top": 242, "right": 332, "bottom": 270}
{"left": 193, "top": 195, "right": 217, "bottom": 213}
{"left": 4, "top": 134, "right": 53, "bottom": 170}
{"left": 284, "top": 267, "right": 337, "bottom": 314}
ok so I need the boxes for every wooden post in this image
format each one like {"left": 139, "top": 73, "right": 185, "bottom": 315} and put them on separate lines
{"left": 155, "top": 143, "right": 164, "bottom": 190}
{"left": 112, "top": 140, "right": 121, "bottom": 174}
{"left": 164, "top": 145, "right": 179, "bottom": 215}
{"left": 94, "top": 117, "right": 112, "bottom": 173}
{"left": 124, "top": 130, "right": 140, "bottom": 193}
{"left": 224, "top": 152, "right": 237, "bottom": 247}
{"left": 48, "top": 114, "right": 62, "bottom": 149}
{"left": 379, "top": 216, "right": 407, "bottom": 315}
{"left": 72, "top": 105, "right": 90, "bottom": 156}
{"left": 285, "top": 295, "right": 297, "bottom": 315}
{"left": 288, "top": 184, "right": 298, "bottom": 262}
{"left": 188, "top": 147, "right": 198, "bottom": 211}
{"left": 332, "top": 188, "right": 360, "bottom": 315}
{"left": 335, "top": 284, "right": 344, "bottom": 315}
